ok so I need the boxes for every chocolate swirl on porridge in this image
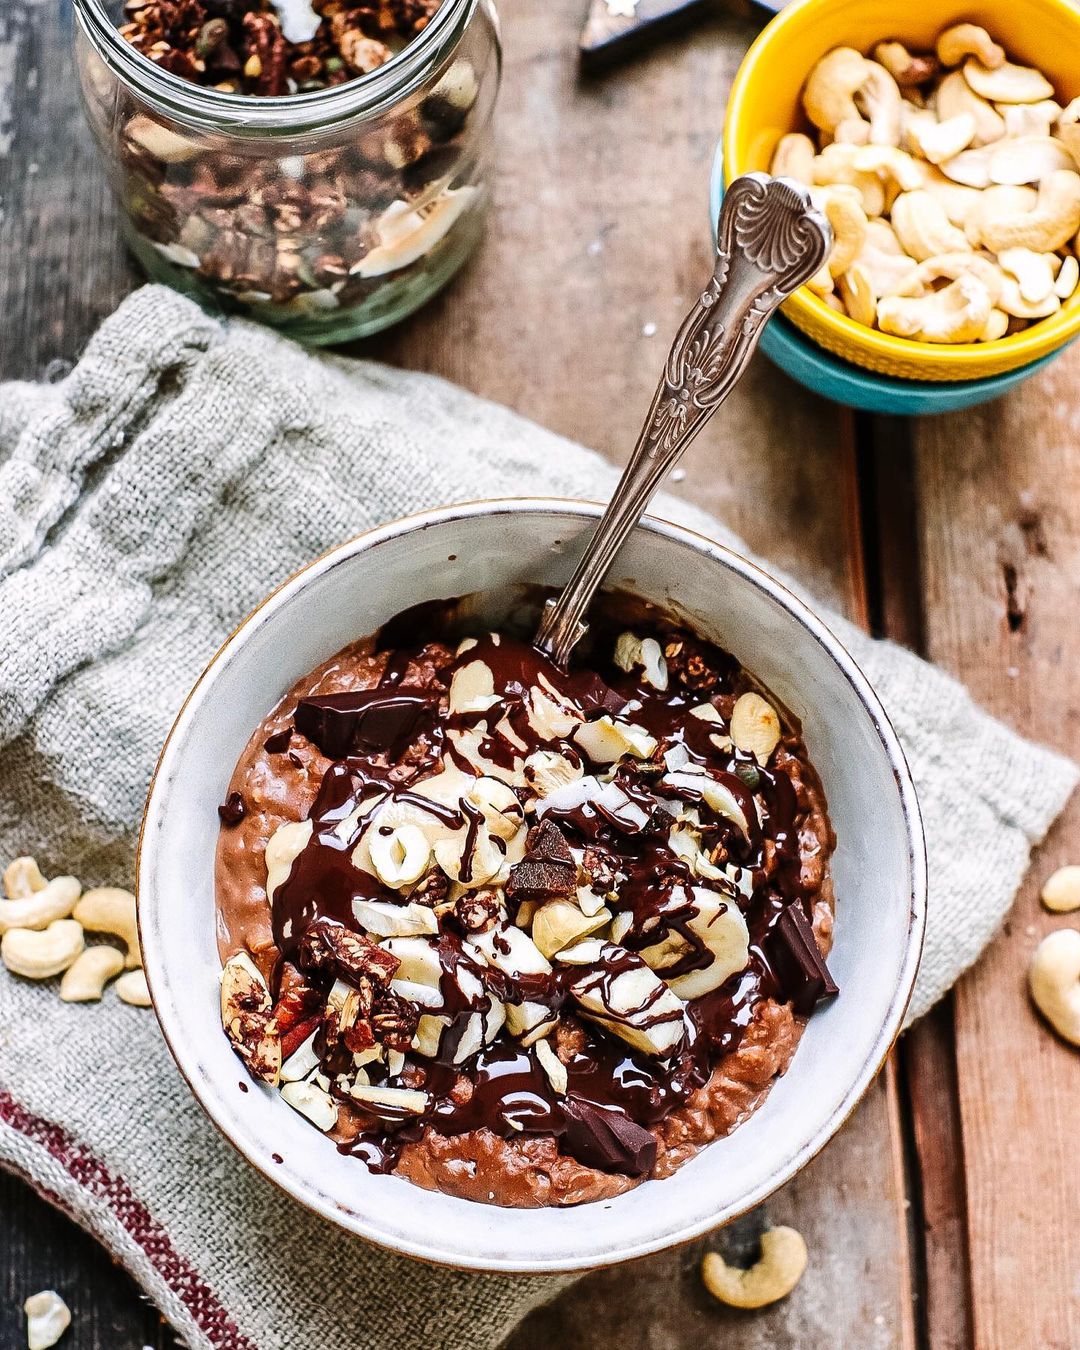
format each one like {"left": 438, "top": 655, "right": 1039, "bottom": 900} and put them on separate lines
{"left": 215, "top": 598, "right": 838, "bottom": 1207}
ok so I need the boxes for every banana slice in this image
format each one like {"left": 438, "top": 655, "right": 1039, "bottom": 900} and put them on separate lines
{"left": 565, "top": 941, "right": 686, "bottom": 1057}
{"left": 640, "top": 887, "right": 750, "bottom": 1002}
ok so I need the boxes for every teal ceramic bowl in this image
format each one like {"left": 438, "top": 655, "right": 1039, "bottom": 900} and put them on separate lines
{"left": 709, "top": 146, "right": 1064, "bottom": 415}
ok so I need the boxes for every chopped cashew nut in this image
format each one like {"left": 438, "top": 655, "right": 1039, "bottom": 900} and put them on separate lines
{"left": 701, "top": 1227, "right": 809, "bottom": 1309}
{"left": 24, "top": 1291, "right": 71, "bottom": 1350}
{"left": 60, "top": 944, "right": 125, "bottom": 1002}
{"left": 116, "top": 969, "right": 152, "bottom": 1006}
{"left": 936, "top": 24, "right": 1004, "bottom": 71}
{"left": 1041, "top": 865, "right": 1080, "bottom": 913}
{"left": 0, "top": 874, "right": 81, "bottom": 935}
{"left": 73, "top": 886, "right": 141, "bottom": 968}
{"left": 2, "top": 920, "right": 84, "bottom": 979}
{"left": 1028, "top": 929, "right": 1080, "bottom": 1046}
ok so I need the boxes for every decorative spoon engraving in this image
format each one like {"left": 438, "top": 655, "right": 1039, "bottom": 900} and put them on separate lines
{"left": 534, "top": 172, "right": 832, "bottom": 666}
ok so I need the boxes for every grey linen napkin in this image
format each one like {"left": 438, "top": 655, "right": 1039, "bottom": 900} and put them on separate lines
{"left": 0, "top": 285, "right": 1075, "bottom": 1350}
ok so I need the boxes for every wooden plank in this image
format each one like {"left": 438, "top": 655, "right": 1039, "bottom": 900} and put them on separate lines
{"left": 0, "top": 1170, "right": 173, "bottom": 1350}
{"left": 0, "top": 0, "right": 915, "bottom": 1345}
{"left": 911, "top": 353, "right": 1080, "bottom": 1350}
{"left": 861, "top": 419, "right": 974, "bottom": 1350}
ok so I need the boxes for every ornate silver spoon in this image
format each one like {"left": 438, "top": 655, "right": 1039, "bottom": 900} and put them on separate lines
{"left": 534, "top": 172, "right": 831, "bottom": 666}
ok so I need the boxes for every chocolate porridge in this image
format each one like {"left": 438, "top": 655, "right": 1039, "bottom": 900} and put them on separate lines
{"left": 215, "top": 598, "right": 838, "bottom": 1208}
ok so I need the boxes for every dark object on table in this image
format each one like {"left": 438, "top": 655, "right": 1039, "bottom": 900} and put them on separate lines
{"left": 579, "top": 0, "right": 786, "bottom": 69}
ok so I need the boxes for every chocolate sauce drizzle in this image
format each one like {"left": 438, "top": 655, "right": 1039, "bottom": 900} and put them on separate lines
{"left": 251, "top": 602, "right": 837, "bottom": 1180}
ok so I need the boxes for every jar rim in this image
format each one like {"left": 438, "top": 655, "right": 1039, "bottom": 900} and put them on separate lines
{"left": 73, "top": 0, "right": 481, "bottom": 133}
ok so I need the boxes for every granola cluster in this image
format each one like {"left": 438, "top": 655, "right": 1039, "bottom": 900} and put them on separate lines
{"left": 119, "top": 0, "right": 442, "bottom": 95}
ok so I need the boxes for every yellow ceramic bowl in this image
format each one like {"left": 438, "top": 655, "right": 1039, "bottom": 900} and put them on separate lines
{"left": 723, "top": 0, "right": 1080, "bottom": 381}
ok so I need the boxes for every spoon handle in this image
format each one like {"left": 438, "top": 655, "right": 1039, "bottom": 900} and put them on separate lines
{"left": 534, "top": 172, "right": 831, "bottom": 666}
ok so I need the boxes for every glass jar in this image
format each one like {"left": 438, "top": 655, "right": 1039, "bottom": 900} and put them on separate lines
{"left": 73, "top": 0, "right": 500, "bottom": 344}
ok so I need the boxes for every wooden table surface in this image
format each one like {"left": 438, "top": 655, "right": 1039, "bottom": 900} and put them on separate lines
{"left": 2, "top": 2, "right": 1078, "bottom": 1347}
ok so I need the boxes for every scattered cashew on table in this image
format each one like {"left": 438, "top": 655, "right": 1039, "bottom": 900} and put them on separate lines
{"left": 0, "top": 855, "right": 149, "bottom": 1010}
{"left": 777, "top": 22, "right": 1080, "bottom": 342}
{"left": 701, "top": 1226, "right": 809, "bottom": 1309}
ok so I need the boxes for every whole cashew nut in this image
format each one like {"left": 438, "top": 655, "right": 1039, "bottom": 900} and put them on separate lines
{"left": 964, "top": 184, "right": 1038, "bottom": 247}
{"left": 891, "top": 252, "right": 1004, "bottom": 305}
{"left": 878, "top": 274, "right": 993, "bottom": 342}
{"left": 701, "top": 1226, "right": 808, "bottom": 1309}
{"left": 978, "top": 170, "right": 1080, "bottom": 253}
{"left": 936, "top": 24, "right": 1005, "bottom": 71}
{"left": 890, "top": 190, "right": 971, "bottom": 260}
{"left": 873, "top": 41, "right": 939, "bottom": 88}
{"left": 769, "top": 132, "right": 815, "bottom": 183}
{"left": 1056, "top": 97, "right": 1080, "bottom": 166}
{"left": 935, "top": 71, "right": 1005, "bottom": 147}
{"left": 853, "top": 62, "right": 904, "bottom": 147}
{"left": 72, "top": 886, "right": 141, "bottom": 968}
{"left": 60, "top": 944, "right": 125, "bottom": 1002}
{"left": 3, "top": 855, "right": 46, "bottom": 899}
{"left": 2, "top": 919, "right": 85, "bottom": 979}
{"left": 963, "top": 58, "right": 1055, "bottom": 107}
{"left": 815, "top": 187, "right": 868, "bottom": 276}
{"left": 814, "top": 144, "right": 886, "bottom": 216}
{"left": 0, "top": 874, "right": 81, "bottom": 935}
{"left": 1029, "top": 928, "right": 1080, "bottom": 1047}
{"left": 1042, "top": 864, "right": 1080, "bottom": 913}
{"left": 839, "top": 263, "right": 876, "bottom": 324}
{"left": 803, "top": 48, "right": 873, "bottom": 134}
{"left": 116, "top": 968, "right": 152, "bottom": 1006}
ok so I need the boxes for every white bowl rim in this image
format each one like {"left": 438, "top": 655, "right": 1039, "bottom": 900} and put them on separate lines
{"left": 137, "top": 496, "right": 927, "bottom": 1273}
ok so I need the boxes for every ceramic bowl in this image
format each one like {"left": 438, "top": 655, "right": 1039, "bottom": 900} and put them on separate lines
{"left": 723, "top": 0, "right": 1080, "bottom": 381}
{"left": 138, "top": 500, "right": 926, "bottom": 1273}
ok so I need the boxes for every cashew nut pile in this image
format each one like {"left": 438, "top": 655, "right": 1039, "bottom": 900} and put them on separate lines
{"left": 0, "top": 856, "right": 149, "bottom": 1008}
{"left": 701, "top": 1225, "right": 808, "bottom": 1309}
{"left": 776, "top": 25, "right": 1080, "bottom": 342}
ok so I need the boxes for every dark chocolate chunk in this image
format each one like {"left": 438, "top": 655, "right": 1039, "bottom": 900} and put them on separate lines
{"left": 767, "top": 903, "right": 839, "bottom": 1016}
{"left": 295, "top": 688, "right": 432, "bottom": 760}
{"left": 506, "top": 820, "right": 577, "bottom": 901}
{"left": 561, "top": 1097, "right": 657, "bottom": 1176}
{"left": 263, "top": 727, "right": 293, "bottom": 754}
{"left": 217, "top": 791, "right": 246, "bottom": 825}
